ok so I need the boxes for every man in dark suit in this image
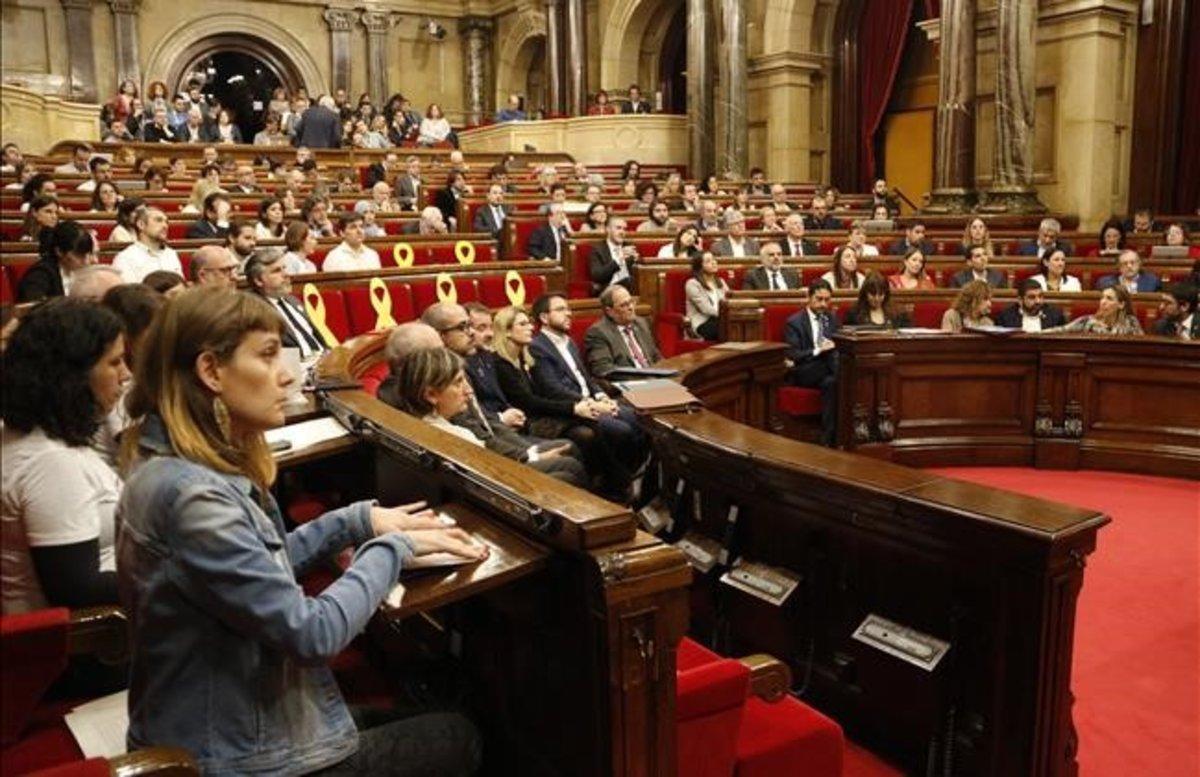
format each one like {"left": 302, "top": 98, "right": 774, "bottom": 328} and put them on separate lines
{"left": 584, "top": 286, "right": 663, "bottom": 379}
{"left": 886, "top": 220, "right": 937, "bottom": 256}
{"left": 782, "top": 279, "right": 839, "bottom": 447}
{"left": 394, "top": 155, "right": 423, "bottom": 211}
{"left": 804, "top": 196, "right": 843, "bottom": 231}
{"left": 622, "top": 85, "right": 653, "bottom": 114}
{"left": 1095, "top": 249, "right": 1163, "bottom": 294}
{"left": 994, "top": 279, "right": 1067, "bottom": 331}
{"left": 1017, "top": 217, "right": 1072, "bottom": 259}
{"left": 527, "top": 204, "right": 571, "bottom": 261}
{"left": 472, "top": 183, "right": 510, "bottom": 240}
{"left": 742, "top": 242, "right": 800, "bottom": 291}
{"left": 871, "top": 179, "right": 901, "bottom": 215}
{"left": 950, "top": 246, "right": 1008, "bottom": 289}
{"left": 143, "top": 108, "right": 179, "bottom": 143}
{"left": 245, "top": 249, "right": 329, "bottom": 360}
{"left": 291, "top": 95, "right": 342, "bottom": 149}
{"left": 1151, "top": 282, "right": 1197, "bottom": 338}
{"left": 589, "top": 217, "right": 639, "bottom": 295}
{"left": 185, "top": 191, "right": 231, "bottom": 240}
{"left": 779, "top": 214, "right": 818, "bottom": 257}
{"left": 434, "top": 171, "right": 468, "bottom": 231}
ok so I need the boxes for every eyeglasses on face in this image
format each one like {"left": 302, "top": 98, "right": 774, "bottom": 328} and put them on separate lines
{"left": 439, "top": 320, "right": 472, "bottom": 333}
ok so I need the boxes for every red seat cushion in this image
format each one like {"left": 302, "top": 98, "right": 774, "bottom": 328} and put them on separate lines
{"left": 677, "top": 658, "right": 750, "bottom": 777}
{"left": 299, "top": 288, "right": 351, "bottom": 344}
{"left": 762, "top": 305, "right": 804, "bottom": 342}
{"left": 2, "top": 720, "right": 85, "bottom": 775}
{"left": 910, "top": 301, "right": 946, "bottom": 329}
{"left": 1, "top": 608, "right": 70, "bottom": 745}
{"left": 678, "top": 637, "right": 723, "bottom": 671}
{"left": 778, "top": 387, "right": 821, "bottom": 416}
{"left": 28, "top": 755, "right": 111, "bottom": 776}
{"left": 734, "top": 695, "right": 844, "bottom": 777}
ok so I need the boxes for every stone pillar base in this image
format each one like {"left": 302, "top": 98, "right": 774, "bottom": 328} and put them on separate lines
{"left": 923, "top": 188, "right": 977, "bottom": 214}
{"left": 978, "top": 186, "right": 1048, "bottom": 214}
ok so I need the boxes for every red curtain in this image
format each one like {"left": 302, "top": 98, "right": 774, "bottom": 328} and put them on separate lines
{"left": 1174, "top": 2, "right": 1200, "bottom": 212}
{"left": 857, "top": 0, "right": 914, "bottom": 190}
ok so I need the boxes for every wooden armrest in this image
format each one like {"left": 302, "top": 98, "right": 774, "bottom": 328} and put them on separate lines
{"left": 109, "top": 747, "right": 199, "bottom": 776}
{"left": 69, "top": 606, "right": 128, "bottom": 664}
{"left": 739, "top": 654, "right": 793, "bottom": 702}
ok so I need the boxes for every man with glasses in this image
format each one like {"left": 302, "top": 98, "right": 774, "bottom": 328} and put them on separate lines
{"left": 583, "top": 286, "right": 662, "bottom": 379}
{"left": 189, "top": 245, "right": 239, "bottom": 291}
{"left": 742, "top": 242, "right": 801, "bottom": 291}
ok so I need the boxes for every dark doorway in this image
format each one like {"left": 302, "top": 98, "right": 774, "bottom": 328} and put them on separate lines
{"left": 659, "top": 6, "right": 686, "bottom": 114}
{"left": 183, "top": 51, "right": 283, "bottom": 139}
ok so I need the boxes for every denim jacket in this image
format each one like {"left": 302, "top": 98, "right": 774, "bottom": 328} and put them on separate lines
{"left": 117, "top": 415, "right": 412, "bottom": 775}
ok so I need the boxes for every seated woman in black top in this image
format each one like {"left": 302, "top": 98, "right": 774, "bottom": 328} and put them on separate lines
{"left": 841, "top": 271, "right": 911, "bottom": 329}
{"left": 17, "top": 221, "right": 99, "bottom": 302}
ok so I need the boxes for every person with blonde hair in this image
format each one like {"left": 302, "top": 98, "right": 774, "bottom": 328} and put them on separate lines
{"left": 960, "top": 216, "right": 994, "bottom": 257}
{"left": 1049, "top": 285, "right": 1144, "bottom": 335}
{"left": 941, "top": 280, "right": 994, "bottom": 332}
{"left": 117, "top": 288, "right": 484, "bottom": 775}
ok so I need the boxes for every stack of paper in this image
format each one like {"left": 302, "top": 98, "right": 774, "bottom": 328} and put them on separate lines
{"left": 64, "top": 690, "right": 128, "bottom": 758}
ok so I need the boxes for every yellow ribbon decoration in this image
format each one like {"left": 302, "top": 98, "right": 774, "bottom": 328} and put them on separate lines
{"left": 369, "top": 277, "right": 397, "bottom": 330}
{"left": 302, "top": 283, "right": 340, "bottom": 346}
{"left": 435, "top": 272, "right": 458, "bottom": 304}
{"left": 392, "top": 242, "right": 414, "bottom": 268}
{"left": 455, "top": 240, "right": 476, "bottom": 265}
{"left": 504, "top": 270, "right": 526, "bottom": 307}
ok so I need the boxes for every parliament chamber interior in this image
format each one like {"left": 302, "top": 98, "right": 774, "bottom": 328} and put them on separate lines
{"left": 0, "top": 0, "right": 1197, "bottom": 774}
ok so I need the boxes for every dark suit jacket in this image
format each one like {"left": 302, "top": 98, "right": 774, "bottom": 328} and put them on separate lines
{"left": 434, "top": 188, "right": 460, "bottom": 230}
{"left": 804, "top": 215, "right": 843, "bottom": 231}
{"left": 623, "top": 100, "right": 653, "bottom": 114}
{"left": 779, "top": 238, "right": 818, "bottom": 258}
{"left": 527, "top": 223, "right": 568, "bottom": 261}
{"left": 494, "top": 354, "right": 579, "bottom": 419}
{"left": 742, "top": 265, "right": 801, "bottom": 291}
{"left": 886, "top": 239, "right": 936, "bottom": 256}
{"left": 1095, "top": 272, "right": 1162, "bottom": 293}
{"left": 16, "top": 258, "right": 65, "bottom": 302}
{"left": 583, "top": 316, "right": 662, "bottom": 378}
{"left": 394, "top": 174, "right": 421, "bottom": 211}
{"left": 291, "top": 105, "right": 342, "bottom": 149}
{"left": 994, "top": 303, "right": 1067, "bottom": 329}
{"left": 1017, "top": 240, "right": 1074, "bottom": 257}
{"left": 185, "top": 219, "right": 227, "bottom": 240}
{"left": 1152, "top": 314, "right": 1200, "bottom": 338}
{"left": 142, "top": 123, "right": 178, "bottom": 143}
{"left": 588, "top": 242, "right": 636, "bottom": 294}
{"left": 530, "top": 332, "right": 600, "bottom": 401}
{"left": 949, "top": 268, "right": 1008, "bottom": 289}
{"left": 783, "top": 309, "right": 839, "bottom": 369}
{"left": 472, "top": 204, "right": 510, "bottom": 239}
{"left": 269, "top": 294, "right": 330, "bottom": 351}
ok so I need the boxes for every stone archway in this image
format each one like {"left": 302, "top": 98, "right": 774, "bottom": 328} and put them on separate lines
{"left": 495, "top": 7, "right": 548, "bottom": 110}
{"left": 600, "top": 0, "right": 676, "bottom": 89}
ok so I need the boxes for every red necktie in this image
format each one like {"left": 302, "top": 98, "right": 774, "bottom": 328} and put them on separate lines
{"left": 622, "top": 326, "right": 649, "bottom": 368}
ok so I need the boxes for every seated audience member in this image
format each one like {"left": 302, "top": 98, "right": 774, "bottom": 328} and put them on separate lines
{"left": 759, "top": 205, "right": 784, "bottom": 233}
{"left": 960, "top": 216, "right": 994, "bottom": 257}
{"left": 1049, "top": 286, "right": 1143, "bottom": 335}
{"left": 783, "top": 279, "right": 839, "bottom": 447}
{"left": 870, "top": 204, "right": 890, "bottom": 221}
{"left": 110, "top": 197, "right": 144, "bottom": 244}
{"left": 745, "top": 167, "right": 770, "bottom": 197}
{"left": 113, "top": 206, "right": 183, "bottom": 282}
{"left": 1095, "top": 249, "right": 1162, "bottom": 293}
{"left": 17, "top": 220, "right": 96, "bottom": 302}
{"left": 245, "top": 248, "right": 329, "bottom": 359}
{"left": 54, "top": 142, "right": 92, "bottom": 175}
{"left": 75, "top": 156, "right": 112, "bottom": 193}
{"left": 322, "top": 212, "right": 381, "bottom": 271}
{"left": 358, "top": 181, "right": 402, "bottom": 214}
{"left": 590, "top": 217, "right": 639, "bottom": 294}
{"left": 302, "top": 195, "right": 338, "bottom": 237}
{"left": 69, "top": 265, "right": 125, "bottom": 302}
{"left": 620, "top": 160, "right": 641, "bottom": 182}
{"left": 382, "top": 341, "right": 482, "bottom": 445}
{"left": 20, "top": 172, "right": 57, "bottom": 212}
{"left": 584, "top": 286, "right": 663, "bottom": 378}
{"left": 684, "top": 251, "right": 729, "bottom": 341}
{"left": 694, "top": 199, "right": 722, "bottom": 232}
{"left": 358, "top": 203, "right": 387, "bottom": 238}
{"left": 226, "top": 219, "right": 259, "bottom": 269}
{"left": 473, "top": 183, "right": 510, "bottom": 239}
{"left": 588, "top": 90, "right": 620, "bottom": 115}
{"left": 143, "top": 107, "right": 179, "bottom": 142}
{"left": 780, "top": 213, "right": 817, "bottom": 257}
{"left": 842, "top": 272, "right": 910, "bottom": 329}
{"left": 90, "top": 180, "right": 122, "bottom": 213}
{"left": 233, "top": 164, "right": 260, "bottom": 194}
{"left": 1152, "top": 282, "right": 1198, "bottom": 339}
{"left": 804, "top": 196, "right": 842, "bottom": 231}
{"left": 1123, "top": 207, "right": 1159, "bottom": 235}
{"left": 1, "top": 299, "right": 129, "bottom": 613}
{"left": 638, "top": 200, "right": 678, "bottom": 233}
{"left": 632, "top": 181, "right": 659, "bottom": 213}
{"left": 994, "top": 278, "right": 1067, "bottom": 332}
{"left": 252, "top": 111, "right": 287, "bottom": 146}
{"left": 871, "top": 178, "right": 900, "bottom": 214}
{"left": 769, "top": 184, "right": 793, "bottom": 214}
{"left": 950, "top": 245, "right": 1007, "bottom": 289}
{"left": 281, "top": 220, "right": 319, "bottom": 274}
{"left": 580, "top": 202, "right": 610, "bottom": 234}
{"left": 256, "top": 196, "right": 286, "bottom": 239}
{"left": 418, "top": 103, "right": 454, "bottom": 147}
{"left": 941, "top": 280, "right": 994, "bottom": 332}
{"left": 887, "top": 220, "right": 936, "bottom": 256}
{"left": 1018, "top": 217, "right": 1071, "bottom": 259}
{"left": 463, "top": 303, "right": 528, "bottom": 424}
{"left": 1163, "top": 222, "right": 1200, "bottom": 257}
{"left": 527, "top": 203, "right": 571, "bottom": 261}
{"left": 186, "top": 191, "right": 232, "bottom": 239}
{"left": 143, "top": 167, "right": 169, "bottom": 193}
{"left": 494, "top": 93, "right": 526, "bottom": 122}
{"left": 435, "top": 171, "right": 470, "bottom": 231}
{"left": 536, "top": 183, "right": 571, "bottom": 217}
{"left": 657, "top": 225, "right": 702, "bottom": 259}
{"left": 1030, "top": 247, "right": 1082, "bottom": 292}
{"left": 142, "top": 270, "right": 186, "bottom": 298}
{"left": 888, "top": 246, "right": 936, "bottom": 290}
{"left": 394, "top": 155, "right": 423, "bottom": 211}
{"left": 21, "top": 194, "right": 58, "bottom": 243}
{"left": 822, "top": 244, "right": 866, "bottom": 290}
{"left": 94, "top": 284, "right": 164, "bottom": 467}
{"left": 624, "top": 84, "right": 652, "bottom": 114}
{"left": 743, "top": 242, "right": 799, "bottom": 290}
{"left": 1097, "top": 218, "right": 1126, "bottom": 256}
{"left": 404, "top": 205, "right": 449, "bottom": 236}
{"left": 189, "top": 245, "right": 240, "bottom": 291}
{"left": 117, "top": 288, "right": 483, "bottom": 775}
{"left": 847, "top": 221, "right": 880, "bottom": 257}
{"left": 679, "top": 181, "right": 700, "bottom": 213}
{"left": 711, "top": 209, "right": 760, "bottom": 258}
{"left": 0, "top": 141, "right": 22, "bottom": 172}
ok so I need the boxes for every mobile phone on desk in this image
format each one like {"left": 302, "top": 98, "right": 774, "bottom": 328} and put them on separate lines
{"left": 269, "top": 439, "right": 293, "bottom": 453}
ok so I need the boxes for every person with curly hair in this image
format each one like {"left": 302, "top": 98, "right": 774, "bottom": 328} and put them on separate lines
{"left": 1, "top": 298, "right": 130, "bottom": 614}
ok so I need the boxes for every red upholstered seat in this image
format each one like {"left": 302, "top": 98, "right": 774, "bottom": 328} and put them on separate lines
{"left": 762, "top": 304, "right": 804, "bottom": 342}
{"left": 735, "top": 695, "right": 843, "bottom": 777}
{"left": 778, "top": 387, "right": 821, "bottom": 416}
{"left": 342, "top": 282, "right": 416, "bottom": 336}
{"left": 568, "top": 314, "right": 597, "bottom": 350}
{"left": 1, "top": 266, "right": 13, "bottom": 304}
{"left": 299, "top": 287, "right": 351, "bottom": 344}
{"left": 477, "top": 273, "right": 547, "bottom": 308}
{"left": 677, "top": 657, "right": 750, "bottom": 777}
{"left": 571, "top": 243, "right": 596, "bottom": 298}
{"left": 410, "top": 277, "right": 478, "bottom": 314}
{"left": 27, "top": 755, "right": 111, "bottom": 776}
{"left": 800, "top": 266, "right": 825, "bottom": 286}
{"left": 7, "top": 259, "right": 36, "bottom": 291}
{"left": 911, "top": 301, "right": 946, "bottom": 329}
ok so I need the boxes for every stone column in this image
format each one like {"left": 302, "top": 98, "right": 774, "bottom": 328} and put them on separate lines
{"left": 60, "top": 0, "right": 98, "bottom": 102}
{"left": 459, "top": 17, "right": 493, "bottom": 125}
{"left": 687, "top": 0, "right": 714, "bottom": 177}
{"left": 544, "top": 0, "right": 566, "bottom": 115}
{"left": 107, "top": 0, "right": 141, "bottom": 87}
{"left": 564, "top": 0, "right": 587, "bottom": 115}
{"left": 717, "top": 0, "right": 748, "bottom": 176}
{"left": 360, "top": 11, "right": 398, "bottom": 106}
{"left": 980, "top": 0, "right": 1047, "bottom": 213}
{"left": 924, "top": 0, "right": 976, "bottom": 213}
{"left": 323, "top": 8, "right": 356, "bottom": 98}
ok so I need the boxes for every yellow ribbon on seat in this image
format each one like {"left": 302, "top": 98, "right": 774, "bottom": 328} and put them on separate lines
{"left": 435, "top": 272, "right": 457, "bottom": 304}
{"left": 369, "top": 277, "right": 397, "bottom": 330}
{"left": 455, "top": 240, "right": 476, "bottom": 265}
{"left": 302, "top": 283, "right": 340, "bottom": 346}
{"left": 504, "top": 270, "right": 526, "bottom": 307}
{"left": 392, "top": 242, "right": 414, "bottom": 268}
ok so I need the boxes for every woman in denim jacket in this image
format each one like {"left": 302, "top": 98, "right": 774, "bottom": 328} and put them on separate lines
{"left": 116, "top": 289, "right": 485, "bottom": 775}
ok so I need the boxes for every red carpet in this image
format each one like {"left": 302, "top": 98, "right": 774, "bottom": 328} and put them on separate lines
{"left": 927, "top": 468, "right": 1200, "bottom": 777}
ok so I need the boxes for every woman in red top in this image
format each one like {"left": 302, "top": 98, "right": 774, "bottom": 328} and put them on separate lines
{"left": 888, "top": 246, "right": 937, "bottom": 290}
{"left": 587, "top": 90, "right": 620, "bottom": 115}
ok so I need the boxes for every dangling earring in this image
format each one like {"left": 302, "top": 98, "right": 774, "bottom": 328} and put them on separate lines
{"left": 213, "top": 396, "right": 232, "bottom": 441}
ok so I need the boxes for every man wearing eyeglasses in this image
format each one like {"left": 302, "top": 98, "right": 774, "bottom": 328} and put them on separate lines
{"left": 742, "top": 242, "right": 801, "bottom": 291}
{"left": 189, "top": 245, "right": 240, "bottom": 291}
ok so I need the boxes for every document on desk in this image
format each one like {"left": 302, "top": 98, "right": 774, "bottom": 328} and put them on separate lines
{"left": 64, "top": 690, "right": 128, "bottom": 758}
{"left": 265, "top": 417, "right": 350, "bottom": 453}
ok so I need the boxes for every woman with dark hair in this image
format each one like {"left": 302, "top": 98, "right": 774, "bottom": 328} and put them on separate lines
{"left": 256, "top": 196, "right": 286, "bottom": 239}
{"left": 683, "top": 250, "right": 729, "bottom": 340}
{"left": 632, "top": 180, "right": 658, "bottom": 212}
{"left": 282, "top": 220, "right": 319, "bottom": 274}
{"left": 821, "top": 245, "right": 866, "bottom": 290}
{"left": 1098, "top": 218, "right": 1126, "bottom": 256}
{"left": 90, "top": 180, "right": 122, "bottom": 213}
{"left": 580, "top": 202, "right": 609, "bottom": 234}
{"left": 21, "top": 194, "right": 59, "bottom": 243}
{"left": 214, "top": 108, "right": 243, "bottom": 144}
{"left": 143, "top": 166, "right": 168, "bottom": 192}
{"left": 843, "top": 271, "right": 910, "bottom": 328}
{"left": 17, "top": 220, "right": 97, "bottom": 301}
{"left": 116, "top": 289, "right": 483, "bottom": 775}
{"left": 418, "top": 103, "right": 452, "bottom": 146}
{"left": 109, "top": 196, "right": 145, "bottom": 244}
{"left": 1, "top": 298, "right": 129, "bottom": 613}
{"left": 94, "top": 284, "right": 164, "bottom": 467}
{"left": 1163, "top": 222, "right": 1200, "bottom": 258}
{"left": 657, "top": 224, "right": 702, "bottom": 259}
{"left": 588, "top": 91, "right": 619, "bottom": 116}
{"left": 142, "top": 270, "right": 186, "bottom": 298}
{"left": 700, "top": 174, "right": 722, "bottom": 195}
{"left": 1050, "top": 286, "right": 1143, "bottom": 335}
{"left": 888, "top": 246, "right": 936, "bottom": 290}
{"left": 20, "top": 173, "right": 56, "bottom": 211}
{"left": 620, "top": 159, "right": 641, "bottom": 181}
{"left": 1031, "top": 248, "right": 1082, "bottom": 292}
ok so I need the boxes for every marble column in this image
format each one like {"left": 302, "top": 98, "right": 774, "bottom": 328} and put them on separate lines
{"left": 924, "top": 0, "right": 976, "bottom": 214}
{"left": 59, "top": 0, "right": 98, "bottom": 102}
{"left": 459, "top": 17, "right": 494, "bottom": 125}
{"left": 687, "top": 0, "right": 714, "bottom": 178}
{"left": 717, "top": 0, "right": 748, "bottom": 176}
{"left": 360, "top": 10, "right": 397, "bottom": 106}
{"left": 564, "top": 0, "right": 587, "bottom": 115}
{"left": 544, "top": 0, "right": 566, "bottom": 115}
{"left": 107, "top": 0, "right": 141, "bottom": 87}
{"left": 322, "top": 8, "right": 356, "bottom": 98}
{"left": 980, "top": 0, "right": 1047, "bottom": 213}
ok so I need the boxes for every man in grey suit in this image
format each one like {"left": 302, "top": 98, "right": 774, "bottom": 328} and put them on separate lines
{"left": 394, "top": 155, "right": 423, "bottom": 211}
{"left": 584, "top": 286, "right": 663, "bottom": 380}
{"left": 291, "top": 95, "right": 342, "bottom": 149}
{"left": 711, "top": 209, "right": 761, "bottom": 258}
{"left": 742, "top": 242, "right": 801, "bottom": 291}
{"left": 245, "top": 249, "right": 329, "bottom": 361}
